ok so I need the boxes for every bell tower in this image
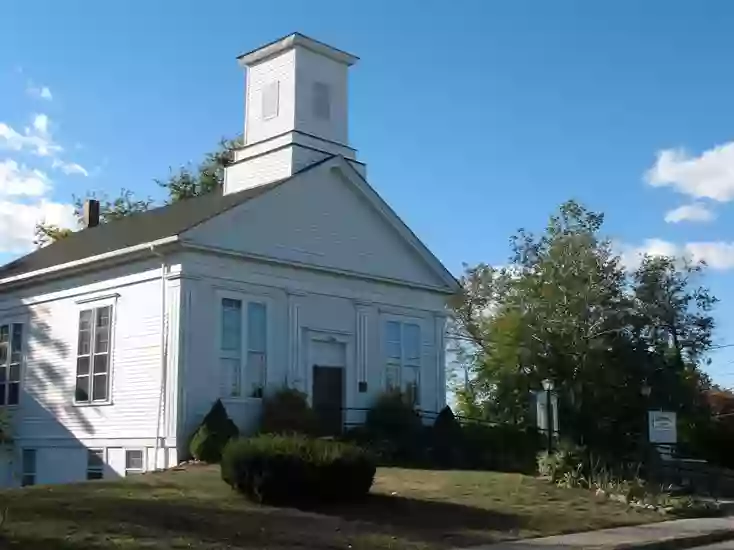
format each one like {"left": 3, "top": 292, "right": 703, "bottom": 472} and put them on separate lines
{"left": 225, "top": 33, "right": 364, "bottom": 194}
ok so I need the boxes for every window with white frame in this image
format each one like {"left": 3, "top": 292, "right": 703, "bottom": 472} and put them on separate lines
{"left": 219, "top": 298, "right": 267, "bottom": 399}
{"left": 385, "top": 321, "right": 421, "bottom": 406}
{"left": 125, "top": 449, "right": 143, "bottom": 476}
{"left": 75, "top": 305, "right": 112, "bottom": 404}
{"left": 21, "top": 448, "right": 36, "bottom": 486}
{"left": 87, "top": 448, "right": 104, "bottom": 480}
{"left": 0, "top": 323, "right": 23, "bottom": 406}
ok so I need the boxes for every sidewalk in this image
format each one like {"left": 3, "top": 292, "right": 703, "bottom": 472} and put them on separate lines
{"left": 459, "top": 517, "right": 734, "bottom": 550}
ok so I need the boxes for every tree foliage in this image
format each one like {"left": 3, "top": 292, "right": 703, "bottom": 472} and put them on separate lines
{"left": 34, "top": 136, "right": 242, "bottom": 245}
{"left": 451, "top": 200, "right": 717, "bottom": 456}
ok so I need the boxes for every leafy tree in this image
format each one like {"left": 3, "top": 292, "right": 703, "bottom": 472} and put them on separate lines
{"left": 34, "top": 136, "right": 242, "bottom": 245}
{"left": 451, "top": 200, "right": 717, "bottom": 456}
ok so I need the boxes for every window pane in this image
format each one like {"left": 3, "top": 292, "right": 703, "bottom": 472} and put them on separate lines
{"left": 95, "top": 327, "right": 109, "bottom": 354}
{"left": 8, "top": 364, "right": 19, "bottom": 382}
{"left": 76, "top": 356, "right": 90, "bottom": 376}
{"left": 21, "top": 474, "right": 35, "bottom": 487}
{"left": 247, "top": 351, "right": 265, "bottom": 395}
{"left": 247, "top": 302, "right": 266, "bottom": 353}
{"left": 93, "top": 354, "right": 108, "bottom": 374}
{"left": 221, "top": 299, "right": 242, "bottom": 352}
{"left": 386, "top": 321, "right": 401, "bottom": 359}
{"left": 0, "top": 366, "right": 6, "bottom": 383}
{"left": 96, "top": 306, "right": 111, "bottom": 329}
{"left": 0, "top": 325, "right": 8, "bottom": 343}
{"left": 404, "top": 324, "right": 421, "bottom": 362}
{"left": 87, "top": 471, "right": 103, "bottom": 480}
{"left": 403, "top": 366, "right": 420, "bottom": 406}
{"left": 0, "top": 344, "right": 6, "bottom": 365}
{"left": 75, "top": 376, "right": 89, "bottom": 402}
{"left": 0, "top": 384, "right": 5, "bottom": 405}
{"left": 385, "top": 365, "right": 400, "bottom": 391}
{"left": 7, "top": 383, "right": 18, "bottom": 405}
{"left": 78, "top": 329, "right": 91, "bottom": 356}
{"left": 92, "top": 374, "right": 108, "bottom": 401}
{"left": 88, "top": 449, "right": 104, "bottom": 468}
{"left": 11, "top": 324, "right": 22, "bottom": 362}
{"left": 220, "top": 358, "right": 241, "bottom": 397}
{"left": 79, "top": 310, "right": 92, "bottom": 331}
{"left": 78, "top": 310, "right": 92, "bottom": 356}
{"left": 22, "top": 449, "right": 36, "bottom": 472}
{"left": 125, "top": 450, "right": 143, "bottom": 470}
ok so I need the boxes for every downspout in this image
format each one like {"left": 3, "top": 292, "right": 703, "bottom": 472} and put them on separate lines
{"left": 150, "top": 245, "right": 168, "bottom": 471}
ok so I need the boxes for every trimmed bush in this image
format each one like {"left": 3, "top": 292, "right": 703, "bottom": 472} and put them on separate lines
{"left": 221, "top": 434, "right": 375, "bottom": 505}
{"left": 189, "top": 399, "right": 239, "bottom": 463}
{"left": 462, "top": 423, "right": 542, "bottom": 473}
{"left": 363, "top": 390, "right": 426, "bottom": 464}
{"left": 430, "top": 406, "right": 464, "bottom": 467}
{"left": 260, "top": 388, "right": 318, "bottom": 436}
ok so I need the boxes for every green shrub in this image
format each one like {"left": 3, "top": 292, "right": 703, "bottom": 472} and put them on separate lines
{"left": 536, "top": 442, "right": 588, "bottom": 483}
{"left": 260, "top": 388, "right": 318, "bottom": 436}
{"left": 189, "top": 399, "right": 239, "bottom": 463}
{"left": 363, "top": 390, "right": 426, "bottom": 464}
{"left": 221, "top": 434, "right": 375, "bottom": 505}
{"left": 462, "top": 422, "right": 542, "bottom": 473}
{"left": 430, "top": 406, "right": 464, "bottom": 467}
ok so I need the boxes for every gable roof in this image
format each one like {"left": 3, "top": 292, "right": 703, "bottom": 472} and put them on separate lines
{"left": 0, "top": 155, "right": 458, "bottom": 293}
{"left": 0, "top": 172, "right": 297, "bottom": 281}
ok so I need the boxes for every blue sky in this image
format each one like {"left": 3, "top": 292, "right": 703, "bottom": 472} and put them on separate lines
{"left": 2, "top": 1, "right": 734, "bottom": 386}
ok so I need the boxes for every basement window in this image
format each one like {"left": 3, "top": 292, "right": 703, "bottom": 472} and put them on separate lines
{"left": 125, "top": 450, "right": 144, "bottom": 476}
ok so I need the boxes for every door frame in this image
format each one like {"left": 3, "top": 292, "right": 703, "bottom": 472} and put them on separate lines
{"left": 303, "top": 329, "right": 353, "bottom": 408}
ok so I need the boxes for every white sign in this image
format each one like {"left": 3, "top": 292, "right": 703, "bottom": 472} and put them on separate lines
{"left": 648, "top": 411, "right": 677, "bottom": 444}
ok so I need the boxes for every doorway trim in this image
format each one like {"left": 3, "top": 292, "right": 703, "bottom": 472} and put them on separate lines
{"left": 303, "top": 328, "right": 353, "bottom": 406}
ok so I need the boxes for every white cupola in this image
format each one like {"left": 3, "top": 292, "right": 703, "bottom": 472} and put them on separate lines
{"left": 224, "top": 33, "right": 364, "bottom": 194}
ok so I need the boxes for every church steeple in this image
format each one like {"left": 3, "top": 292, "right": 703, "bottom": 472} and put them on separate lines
{"left": 224, "top": 33, "right": 364, "bottom": 195}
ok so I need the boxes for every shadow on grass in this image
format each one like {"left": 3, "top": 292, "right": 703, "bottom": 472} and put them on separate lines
{"left": 1, "top": 490, "right": 525, "bottom": 549}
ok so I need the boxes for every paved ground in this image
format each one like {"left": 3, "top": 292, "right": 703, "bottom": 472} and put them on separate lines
{"left": 460, "top": 516, "right": 734, "bottom": 549}
{"left": 690, "top": 543, "right": 734, "bottom": 550}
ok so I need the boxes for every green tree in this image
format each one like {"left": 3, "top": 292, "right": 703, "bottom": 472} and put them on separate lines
{"left": 34, "top": 136, "right": 242, "bottom": 245}
{"left": 451, "top": 200, "right": 717, "bottom": 456}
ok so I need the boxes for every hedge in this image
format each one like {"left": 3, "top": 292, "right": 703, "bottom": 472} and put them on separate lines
{"left": 221, "top": 434, "right": 375, "bottom": 505}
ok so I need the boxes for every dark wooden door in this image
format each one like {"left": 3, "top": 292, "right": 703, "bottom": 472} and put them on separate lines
{"left": 312, "top": 366, "right": 344, "bottom": 435}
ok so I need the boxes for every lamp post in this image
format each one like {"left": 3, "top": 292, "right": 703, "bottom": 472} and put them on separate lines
{"left": 542, "top": 378, "right": 554, "bottom": 453}
{"left": 641, "top": 381, "right": 651, "bottom": 445}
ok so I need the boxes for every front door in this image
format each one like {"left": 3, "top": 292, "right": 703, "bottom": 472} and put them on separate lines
{"left": 312, "top": 366, "right": 344, "bottom": 435}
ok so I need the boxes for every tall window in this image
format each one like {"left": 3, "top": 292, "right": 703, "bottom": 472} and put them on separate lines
{"left": 220, "top": 298, "right": 268, "bottom": 399}
{"left": 87, "top": 449, "right": 104, "bottom": 480}
{"left": 312, "top": 82, "right": 331, "bottom": 120}
{"left": 76, "top": 306, "right": 112, "bottom": 403}
{"left": 0, "top": 323, "right": 22, "bottom": 406}
{"left": 21, "top": 448, "right": 36, "bottom": 486}
{"left": 385, "top": 321, "right": 421, "bottom": 406}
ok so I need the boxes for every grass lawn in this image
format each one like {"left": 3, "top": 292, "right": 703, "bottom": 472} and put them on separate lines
{"left": 0, "top": 465, "right": 662, "bottom": 549}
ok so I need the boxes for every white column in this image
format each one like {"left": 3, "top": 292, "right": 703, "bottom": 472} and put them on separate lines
{"left": 355, "top": 304, "right": 370, "bottom": 389}
{"left": 434, "top": 315, "right": 447, "bottom": 411}
{"left": 287, "top": 292, "right": 303, "bottom": 390}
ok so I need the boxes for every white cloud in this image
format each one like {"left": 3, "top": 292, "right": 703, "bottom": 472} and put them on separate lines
{"left": 664, "top": 202, "right": 715, "bottom": 224}
{"left": 620, "top": 238, "right": 734, "bottom": 271}
{"left": 51, "top": 159, "right": 88, "bottom": 177}
{"left": 0, "top": 199, "right": 75, "bottom": 254}
{"left": 32, "top": 114, "right": 49, "bottom": 136}
{"left": 646, "top": 142, "right": 734, "bottom": 202}
{"left": 0, "top": 120, "right": 61, "bottom": 157}
{"left": 0, "top": 159, "right": 50, "bottom": 196}
{"left": 26, "top": 83, "right": 53, "bottom": 101}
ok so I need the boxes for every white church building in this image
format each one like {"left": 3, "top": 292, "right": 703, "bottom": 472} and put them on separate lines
{"left": 0, "top": 33, "right": 457, "bottom": 486}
